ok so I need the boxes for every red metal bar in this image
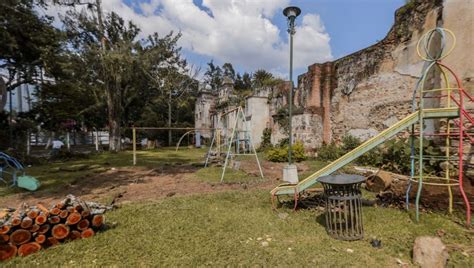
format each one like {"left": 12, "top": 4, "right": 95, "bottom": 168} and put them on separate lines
{"left": 461, "top": 89, "right": 474, "bottom": 102}
{"left": 438, "top": 61, "right": 471, "bottom": 226}
{"left": 452, "top": 120, "right": 474, "bottom": 142}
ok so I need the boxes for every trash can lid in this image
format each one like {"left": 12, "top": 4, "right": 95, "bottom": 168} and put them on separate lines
{"left": 318, "top": 174, "right": 366, "bottom": 185}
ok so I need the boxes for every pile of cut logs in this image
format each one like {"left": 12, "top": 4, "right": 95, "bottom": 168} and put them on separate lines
{"left": 0, "top": 195, "right": 112, "bottom": 261}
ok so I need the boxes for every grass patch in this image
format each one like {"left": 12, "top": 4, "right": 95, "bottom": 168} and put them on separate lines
{"left": 4, "top": 190, "right": 472, "bottom": 266}
{"left": 300, "top": 159, "right": 328, "bottom": 179}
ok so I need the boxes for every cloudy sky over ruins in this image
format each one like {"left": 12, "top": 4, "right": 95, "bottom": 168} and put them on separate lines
{"left": 46, "top": 0, "right": 405, "bottom": 77}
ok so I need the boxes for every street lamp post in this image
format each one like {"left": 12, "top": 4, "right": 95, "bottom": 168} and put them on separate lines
{"left": 282, "top": 6, "right": 301, "bottom": 184}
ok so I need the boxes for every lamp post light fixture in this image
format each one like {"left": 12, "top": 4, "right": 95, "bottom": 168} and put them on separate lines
{"left": 282, "top": 6, "right": 301, "bottom": 184}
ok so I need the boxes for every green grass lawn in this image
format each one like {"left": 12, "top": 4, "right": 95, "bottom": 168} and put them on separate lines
{"left": 1, "top": 150, "right": 472, "bottom": 266}
{"left": 4, "top": 189, "right": 472, "bottom": 266}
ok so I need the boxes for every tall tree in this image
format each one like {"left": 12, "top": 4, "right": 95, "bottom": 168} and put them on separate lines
{"left": 222, "top": 62, "right": 235, "bottom": 81}
{"left": 204, "top": 60, "right": 222, "bottom": 91}
{"left": 0, "top": 0, "right": 62, "bottom": 93}
{"left": 234, "top": 72, "right": 252, "bottom": 91}
{"left": 142, "top": 33, "right": 195, "bottom": 145}
{"left": 62, "top": 7, "right": 191, "bottom": 151}
{"left": 252, "top": 69, "right": 275, "bottom": 88}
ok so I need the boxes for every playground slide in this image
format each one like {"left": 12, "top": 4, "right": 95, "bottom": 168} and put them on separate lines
{"left": 270, "top": 107, "right": 460, "bottom": 196}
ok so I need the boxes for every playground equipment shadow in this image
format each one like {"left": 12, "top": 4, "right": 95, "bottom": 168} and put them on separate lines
{"left": 3, "top": 189, "right": 473, "bottom": 266}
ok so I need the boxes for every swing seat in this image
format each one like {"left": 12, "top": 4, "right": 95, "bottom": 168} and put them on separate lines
{"left": 17, "top": 175, "right": 41, "bottom": 191}
{"left": 0, "top": 152, "right": 40, "bottom": 191}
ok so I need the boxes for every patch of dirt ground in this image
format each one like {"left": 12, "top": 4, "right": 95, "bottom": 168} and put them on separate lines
{"left": 0, "top": 160, "right": 310, "bottom": 208}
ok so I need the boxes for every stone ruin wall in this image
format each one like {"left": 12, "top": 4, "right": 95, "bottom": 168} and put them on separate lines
{"left": 195, "top": 0, "right": 473, "bottom": 153}
{"left": 293, "top": 0, "right": 473, "bottom": 150}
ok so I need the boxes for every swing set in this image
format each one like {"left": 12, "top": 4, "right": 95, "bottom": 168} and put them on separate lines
{"left": 205, "top": 106, "right": 264, "bottom": 182}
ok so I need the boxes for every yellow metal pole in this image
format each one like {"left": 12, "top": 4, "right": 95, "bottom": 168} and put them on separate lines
{"left": 441, "top": 68, "right": 453, "bottom": 213}
{"left": 133, "top": 127, "right": 136, "bottom": 165}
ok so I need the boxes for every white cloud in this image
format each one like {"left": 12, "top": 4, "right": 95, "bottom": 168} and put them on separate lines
{"left": 43, "top": 0, "right": 333, "bottom": 77}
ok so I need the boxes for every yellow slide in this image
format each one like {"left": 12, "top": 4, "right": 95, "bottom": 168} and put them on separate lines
{"left": 270, "top": 107, "right": 459, "bottom": 196}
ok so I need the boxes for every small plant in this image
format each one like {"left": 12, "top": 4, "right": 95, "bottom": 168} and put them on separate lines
{"left": 278, "top": 137, "right": 289, "bottom": 147}
{"left": 265, "top": 146, "right": 287, "bottom": 162}
{"left": 292, "top": 141, "right": 307, "bottom": 162}
{"left": 317, "top": 142, "right": 344, "bottom": 161}
{"left": 274, "top": 107, "right": 289, "bottom": 133}
{"left": 258, "top": 128, "right": 272, "bottom": 152}
{"left": 341, "top": 135, "right": 361, "bottom": 152}
{"left": 265, "top": 141, "right": 306, "bottom": 162}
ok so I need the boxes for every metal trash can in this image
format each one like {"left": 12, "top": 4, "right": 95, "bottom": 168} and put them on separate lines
{"left": 319, "top": 174, "right": 366, "bottom": 241}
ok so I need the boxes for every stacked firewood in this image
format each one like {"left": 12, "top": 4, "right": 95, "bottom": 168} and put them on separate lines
{"left": 0, "top": 195, "right": 112, "bottom": 261}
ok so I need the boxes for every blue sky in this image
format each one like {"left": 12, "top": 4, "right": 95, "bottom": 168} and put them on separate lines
{"left": 51, "top": 0, "right": 407, "bottom": 78}
{"left": 279, "top": 0, "right": 405, "bottom": 59}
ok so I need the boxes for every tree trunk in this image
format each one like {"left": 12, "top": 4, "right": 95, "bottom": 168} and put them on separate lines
{"left": 17, "top": 242, "right": 41, "bottom": 257}
{"left": 51, "top": 224, "right": 70, "bottom": 240}
{"left": 69, "top": 230, "right": 81, "bottom": 241}
{"left": 20, "top": 217, "right": 33, "bottom": 229}
{"left": 168, "top": 90, "right": 172, "bottom": 146}
{"left": 366, "top": 171, "right": 394, "bottom": 192}
{"left": 66, "top": 212, "right": 81, "bottom": 225}
{"left": 107, "top": 91, "right": 121, "bottom": 152}
{"left": 77, "top": 219, "right": 89, "bottom": 231}
{"left": 0, "top": 244, "right": 17, "bottom": 261}
{"left": 34, "top": 234, "right": 46, "bottom": 244}
{"left": 35, "top": 214, "right": 48, "bottom": 225}
{"left": 81, "top": 228, "right": 95, "bottom": 239}
{"left": 0, "top": 77, "right": 6, "bottom": 110}
{"left": 10, "top": 230, "right": 31, "bottom": 245}
{"left": 91, "top": 214, "right": 104, "bottom": 228}
{"left": 37, "top": 224, "right": 50, "bottom": 234}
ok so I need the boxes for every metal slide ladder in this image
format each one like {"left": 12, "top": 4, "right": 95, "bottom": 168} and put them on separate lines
{"left": 270, "top": 107, "right": 460, "bottom": 196}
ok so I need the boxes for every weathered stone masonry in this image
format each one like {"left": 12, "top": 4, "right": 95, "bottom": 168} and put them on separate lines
{"left": 293, "top": 0, "right": 472, "bottom": 149}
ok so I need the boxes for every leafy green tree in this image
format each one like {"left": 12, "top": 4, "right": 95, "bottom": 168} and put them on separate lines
{"left": 222, "top": 62, "right": 235, "bottom": 81}
{"left": 204, "top": 60, "right": 223, "bottom": 91}
{"left": 61, "top": 7, "right": 191, "bottom": 151}
{"left": 0, "top": 0, "right": 63, "bottom": 149}
{"left": 252, "top": 69, "right": 275, "bottom": 88}
{"left": 234, "top": 72, "right": 252, "bottom": 91}
{"left": 0, "top": 0, "right": 62, "bottom": 93}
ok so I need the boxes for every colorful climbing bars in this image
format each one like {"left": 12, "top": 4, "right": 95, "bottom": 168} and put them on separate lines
{"left": 406, "top": 27, "right": 472, "bottom": 226}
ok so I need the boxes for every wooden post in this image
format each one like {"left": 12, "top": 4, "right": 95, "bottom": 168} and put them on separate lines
{"left": 66, "top": 132, "right": 70, "bottom": 151}
{"left": 26, "top": 130, "right": 31, "bottom": 156}
{"left": 133, "top": 127, "right": 136, "bottom": 165}
{"left": 95, "top": 129, "right": 99, "bottom": 152}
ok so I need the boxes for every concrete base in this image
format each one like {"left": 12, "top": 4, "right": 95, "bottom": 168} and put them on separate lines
{"left": 283, "top": 164, "right": 299, "bottom": 184}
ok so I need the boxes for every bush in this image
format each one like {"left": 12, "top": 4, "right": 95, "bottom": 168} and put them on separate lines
{"left": 265, "top": 146, "right": 287, "bottom": 162}
{"left": 265, "top": 141, "right": 307, "bottom": 162}
{"left": 316, "top": 136, "right": 433, "bottom": 175}
{"left": 317, "top": 142, "right": 344, "bottom": 161}
{"left": 292, "top": 141, "right": 307, "bottom": 162}
{"left": 341, "top": 135, "right": 361, "bottom": 152}
{"left": 278, "top": 137, "right": 289, "bottom": 147}
{"left": 258, "top": 128, "right": 272, "bottom": 152}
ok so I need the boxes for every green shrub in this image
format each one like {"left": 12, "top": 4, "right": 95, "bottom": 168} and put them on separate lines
{"left": 265, "top": 141, "right": 307, "bottom": 162}
{"left": 317, "top": 142, "right": 344, "bottom": 161}
{"left": 265, "top": 146, "right": 287, "bottom": 162}
{"left": 292, "top": 141, "right": 307, "bottom": 162}
{"left": 258, "top": 128, "right": 272, "bottom": 152}
{"left": 278, "top": 137, "right": 289, "bottom": 147}
{"left": 341, "top": 135, "right": 361, "bottom": 152}
{"left": 358, "top": 138, "right": 443, "bottom": 175}
{"left": 316, "top": 135, "right": 444, "bottom": 176}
